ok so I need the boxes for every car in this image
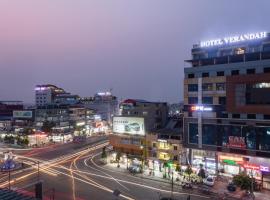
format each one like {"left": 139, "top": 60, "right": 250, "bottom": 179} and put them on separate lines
{"left": 227, "top": 182, "right": 236, "bottom": 192}
{"left": 125, "top": 123, "right": 140, "bottom": 132}
{"left": 128, "top": 165, "right": 142, "bottom": 173}
{"left": 203, "top": 176, "right": 215, "bottom": 186}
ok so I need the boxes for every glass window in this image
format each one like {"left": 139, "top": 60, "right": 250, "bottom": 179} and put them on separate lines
{"left": 216, "top": 83, "right": 226, "bottom": 91}
{"left": 188, "top": 84, "right": 198, "bottom": 92}
{"left": 217, "top": 71, "right": 224, "bottom": 76}
{"left": 257, "top": 127, "right": 270, "bottom": 151}
{"left": 202, "top": 83, "right": 213, "bottom": 91}
{"left": 188, "top": 97, "right": 198, "bottom": 104}
{"left": 202, "top": 97, "right": 213, "bottom": 104}
{"left": 188, "top": 73, "right": 195, "bottom": 78}
{"left": 202, "top": 72, "right": 209, "bottom": 77}
{"left": 247, "top": 68, "right": 255, "bottom": 74}
{"left": 202, "top": 124, "right": 217, "bottom": 145}
{"left": 232, "top": 114, "right": 240, "bottom": 118}
{"left": 243, "top": 126, "right": 256, "bottom": 150}
{"left": 231, "top": 70, "right": 239, "bottom": 76}
{"left": 189, "top": 123, "right": 198, "bottom": 144}
{"left": 264, "top": 67, "right": 270, "bottom": 73}
{"left": 219, "top": 97, "right": 226, "bottom": 105}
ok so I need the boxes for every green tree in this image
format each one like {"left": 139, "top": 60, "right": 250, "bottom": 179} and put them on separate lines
{"left": 197, "top": 163, "right": 206, "bottom": 178}
{"left": 101, "top": 147, "right": 107, "bottom": 163}
{"left": 116, "top": 151, "right": 121, "bottom": 168}
{"left": 233, "top": 173, "right": 253, "bottom": 192}
{"left": 41, "top": 121, "right": 55, "bottom": 133}
{"left": 185, "top": 165, "right": 193, "bottom": 181}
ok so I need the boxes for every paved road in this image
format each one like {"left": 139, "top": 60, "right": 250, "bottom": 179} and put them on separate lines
{"left": 0, "top": 137, "right": 218, "bottom": 200}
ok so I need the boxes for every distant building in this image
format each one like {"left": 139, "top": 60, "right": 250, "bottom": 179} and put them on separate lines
{"left": 35, "top": 84, "right": 67, "bottom": 106}
{"left": 80, "top": 92, "right": 118, "bottom": 123}
{"left": 0, "top": 101, "right": 23, "bottom": 121}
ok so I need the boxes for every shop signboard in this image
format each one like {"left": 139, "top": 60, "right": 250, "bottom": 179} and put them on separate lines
{"left": 243, "top": 163, "right": 260, "bottom": 171}
{"left": 227, "top": 136, "right": 246, "bottom": 148}
{"left": 113, "top": 116, "right": 145, "bottom": 136}
{"left": 13, "top": 110, "right": 33, "bottom": 119}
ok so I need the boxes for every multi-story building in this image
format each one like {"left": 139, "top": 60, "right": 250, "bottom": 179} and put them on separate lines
{"left": 110, "top": 99, "right": 169, "bottom": 161}
{"left": 80, "top": 92, "right": 118, "bottom": 123}
{"left": 183, "top": 31, "right": 270, "bottom": 189}
{"left": 35, "top": 84, "right": 67, "bottom": 106}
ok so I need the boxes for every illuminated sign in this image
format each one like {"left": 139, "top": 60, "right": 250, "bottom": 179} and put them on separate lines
{"left": 243, "top": 164, "right": 260, "bottom": 171}
{"left": 260, "top": 165, "right": 270, "bottom": 172}
{"left": 13, "top": 111, "right": 33, "bottom": 119}
{"left": 219, "top": 155, "right": 243, "bottom": 162}
{"left": 191, "top": 105, "right": 213, "bottom": 112}
{"left": 227, "top": 136, "right": 246, "bottom": 148}
{"left": 200, "top": 31, "right": 267, "bottom": 48}
{"left": 113, "top": 116, "right": 145, "bottom": 136}
{"left": 223, "top": 159, "right": 237, "bottom": 165}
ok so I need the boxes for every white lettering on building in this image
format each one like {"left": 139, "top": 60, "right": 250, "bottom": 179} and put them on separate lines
{"left": 200, "top": 32, "right": 267, "bottom": 48}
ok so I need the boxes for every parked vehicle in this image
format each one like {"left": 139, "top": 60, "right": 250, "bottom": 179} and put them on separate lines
{"left": 227, "top": 181, "right": 236, "bottom": 192}
{"left": 128, "top": 165, "right": 142, "bottom": 174}
{"left": 181, "top": 182, "right": 193, "bottom": 189}
{"left": 203, "top": 176, "right": 215, "bottom": 186}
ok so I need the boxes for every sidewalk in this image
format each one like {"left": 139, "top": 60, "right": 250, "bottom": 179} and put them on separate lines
{"left": 105, "top": 161, "right": 270, "bottom": 200}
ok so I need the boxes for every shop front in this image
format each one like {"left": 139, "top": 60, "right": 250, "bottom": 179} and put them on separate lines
{"left": 191, "top": 149, "right": 217, "bottom": 175}
{"left": 218, "top": 153, "right": 270, "bottom": 189}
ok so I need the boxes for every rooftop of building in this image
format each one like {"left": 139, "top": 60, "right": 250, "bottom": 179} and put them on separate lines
{"left": 121, "top": 99, "right": 167, "bottom": 105}
{"left": 186, "top": 31, "right": 270, "bottom": 67}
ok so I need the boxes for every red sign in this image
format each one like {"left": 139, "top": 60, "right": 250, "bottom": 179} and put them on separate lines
{"left": 227, "top": 136, "right": 246, "bottom": 148}
{"left": 243, "top": 163, "right": 260, "bottom": 170}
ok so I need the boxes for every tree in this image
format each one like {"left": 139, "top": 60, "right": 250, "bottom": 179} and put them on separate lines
{"left": 116, "top": 151, "right": 121, "bottom": 168}
{"left": 197, "top": 164, "right": 206, "bottom": 179}
{"left": 233, "top": 173, "right": 253, "bottom": 192}
{"left": 41, "top": 121, "right": 55, "bottom": 133}
{"left": 175, "top": 163, "right": 181, "bottom": 173}
{"left": 101, "top": 147, "right": 107, "bottom": 163}
{"left": 185, "top": 165, "right": 193, "bottom": 181}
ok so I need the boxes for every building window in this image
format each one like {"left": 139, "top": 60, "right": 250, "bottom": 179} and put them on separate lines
{"left": 202, "top": 72, "right": 209, "bottom": 77}
{"left": 264, "top": 67, "right": 270, "bottom": 73}
{"left": 188, "top": 84, "right": 198, "bottom": 92}
{"left": 217, "top": 71, "right": 224, "bottom": 76}
{"left": 188, "top": 97, "right": 198, "bottom": 104}
{"left": 216, "top": 83, "right": 226, "bottom": 91}
{"left": 235, "top": 47, "right": 245, "bottom": 55}
{"left": 153, "top": 143, "right": 156, "bottom": 148}
{"left": 231, "top": 70, "right": 239, "bottom": 76}
{"left": 202, "top": 83, "right": 213, "bottom": 91}
{"left": 189, "top": 123, "right": 198, "bottom": 144}
{"left": 247, "top": 114, "right": 256, "bottom": 119}
{"left": 247, "top": 68, "right": 255, "bottom": 74}
{"left": 173, "top": 156, "right": 178, "bottom": 161}
{"left": 219, "top": 97, "right": 226, "bottom": 105}
{"left": 264, "top": 115, "right": 270, "bottom": 120}
{"left": 202, "top": 97, "right": 213, "bottom": 104}
{"left": 188, "top": 73, "right": 195, "bottom": 78}
{"left": 173, "top": 146, "right": 177, "bottom": 151}
{"left": 222, "top": 113, "right": 228, "bottom": 118}
{"left": 232, "top": 114, "right": 240, "bottom": 118}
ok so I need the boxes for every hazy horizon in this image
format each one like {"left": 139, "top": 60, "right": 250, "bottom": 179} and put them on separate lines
{"left": 1, "top": 0, "right": 270, "bottom": 104}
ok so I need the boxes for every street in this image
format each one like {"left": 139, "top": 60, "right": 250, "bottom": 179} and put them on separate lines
{"left": 0, "top": 136, "right": 214, "bottom": 200}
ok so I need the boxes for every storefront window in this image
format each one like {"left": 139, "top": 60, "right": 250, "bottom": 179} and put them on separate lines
{"left": 257, "top": 127, "right": 270, "bottom": 151}
{"left": 189, "top": 123, "right": 198, "bottom": 144}
{"left": 243, "top": 126, "right": 256, "bottom": 150}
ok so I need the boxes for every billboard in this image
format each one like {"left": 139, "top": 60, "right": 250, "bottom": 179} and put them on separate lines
{"left": 13, "top": 110, "right": 33, "bottom": 119}
{"left": 113, "top": 116, "right": 145, "bottom": 135}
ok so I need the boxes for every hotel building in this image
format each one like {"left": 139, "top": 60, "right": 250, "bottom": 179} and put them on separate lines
{"left": 183, "top": 31, "right": 270, "bottom": 189}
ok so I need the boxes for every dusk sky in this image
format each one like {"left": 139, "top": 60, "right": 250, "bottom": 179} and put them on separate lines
{"left": 1, "top": 0, "right": 270, "bottom": 104}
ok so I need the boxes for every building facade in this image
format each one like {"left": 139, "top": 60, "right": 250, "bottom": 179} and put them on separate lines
{"left": 35, "top": 84, "right": 66, "bottom": 106}
{"left": 183, "top": 31, "right": 270, "bottom": 189}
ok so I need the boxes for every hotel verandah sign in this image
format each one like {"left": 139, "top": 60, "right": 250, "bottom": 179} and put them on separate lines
{"left": 200, "top": 31, "right": 267, "bottom": 48}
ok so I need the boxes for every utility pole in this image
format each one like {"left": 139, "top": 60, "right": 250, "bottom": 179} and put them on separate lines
{"left": 8, "top": 169, "right": 11, "bottom": 190}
